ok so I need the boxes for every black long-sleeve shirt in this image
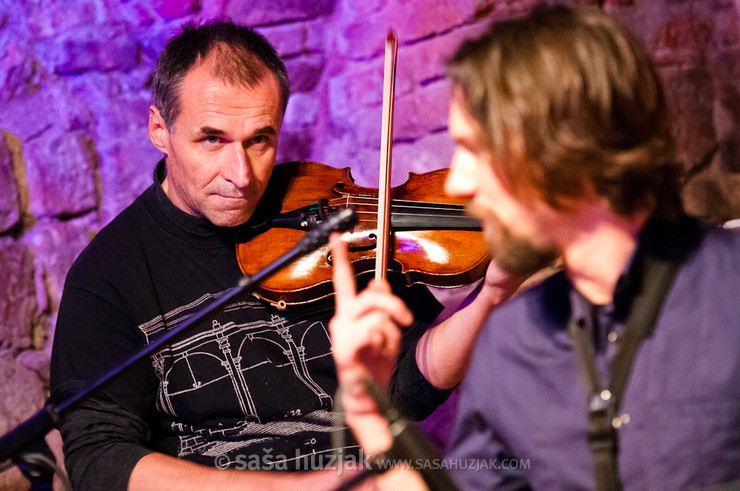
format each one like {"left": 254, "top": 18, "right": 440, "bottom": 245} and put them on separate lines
{"left": 50, "top": 161, "right": 449, "bottom": 490}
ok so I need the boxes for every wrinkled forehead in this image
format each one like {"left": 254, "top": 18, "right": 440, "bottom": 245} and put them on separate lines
{"left": 176, "top": 49, "right": 277, "bottom": 107}
{"left": 180, "top": 57, "right": 279, "bottom": 109}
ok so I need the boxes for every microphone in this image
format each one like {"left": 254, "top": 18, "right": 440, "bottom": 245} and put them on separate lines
{"left": 294, "top": 207, "right": 357, "bottom": 254}
{"left": 237, "top": 207, "right": 356, "bottom": 290}
{"left": 362, "top": 378, "right": 461, "bottom": 491}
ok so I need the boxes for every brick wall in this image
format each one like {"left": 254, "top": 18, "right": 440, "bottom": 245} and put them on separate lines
{"left": 1, "top": 0, "right": 739, "bottom": 487}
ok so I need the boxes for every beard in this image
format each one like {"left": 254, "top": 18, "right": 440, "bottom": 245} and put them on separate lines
{"left": 468, "top": 202, "right": 560, "bottom": 277}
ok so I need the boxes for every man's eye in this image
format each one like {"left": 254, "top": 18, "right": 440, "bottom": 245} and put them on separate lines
{"left": 252, "top": 135, "right": 267, "bottom": 145}
{"left": 204, "top": 136, "right": 221, "bottom": 144}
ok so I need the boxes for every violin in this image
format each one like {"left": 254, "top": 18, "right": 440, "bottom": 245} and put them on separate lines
{"left": 236, "top": 31, "right": 488, "bottom": 309}
{"left": 235, "top": 160, "right": 489, "bottom": 309}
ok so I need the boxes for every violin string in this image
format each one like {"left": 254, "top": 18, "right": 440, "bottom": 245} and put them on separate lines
{"left": 349, "top": 218, "right": 480, "bottom": 225}
{"left": 335, "top": 207, "right": 477, "bottom": 220}
{"left": 326, "top": 202, "right": 478, "bottom": 219}
{"left": 325, "top": 197, "right": 470, "bottom": 215}
{"left": 347, "top": 208, "right": 473, "bottom": 217}
{"left": 348, "top": 211, "right": 480, "bottom": 223}
{"left": 328, "top": 197, "right": 465, "bottom": 210}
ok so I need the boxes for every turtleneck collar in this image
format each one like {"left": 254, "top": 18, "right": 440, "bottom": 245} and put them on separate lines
{"left": 150, "top": 159, "right": 253, "bottom": 247}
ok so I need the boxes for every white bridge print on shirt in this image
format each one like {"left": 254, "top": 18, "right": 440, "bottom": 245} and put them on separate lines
{"left": 137, "top": 292, "right": 338, "bottom": 458}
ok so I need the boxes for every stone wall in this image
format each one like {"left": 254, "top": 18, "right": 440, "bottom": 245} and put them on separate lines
{"left": 1, "top": 0, "right": 739, "bottom": 488}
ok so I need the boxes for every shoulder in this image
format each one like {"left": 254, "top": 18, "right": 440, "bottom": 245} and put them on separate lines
{"left": 678, "top": 222, "right": 740, "bottom": 287}
{"left": 65, "top": 187, "right": 155, "bottom": 287}
{"left": 472, "top": 270, "right": 572, "bottom": 367}
{"left": 482, "top": 270, "right": 570, "bottom": 335}
{"left": 697, "top": 222, "right": 740, "bottom": 257}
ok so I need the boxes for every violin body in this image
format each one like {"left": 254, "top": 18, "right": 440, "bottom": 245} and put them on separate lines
{"left": 237, "top": 161, "right": 489, "bottom": 309}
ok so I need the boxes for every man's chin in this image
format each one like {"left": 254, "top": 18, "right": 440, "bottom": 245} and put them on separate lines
{"left": 206, "top": 211, "right": 251, "bottom": 228}
{"left": 495, "top": 249, "right": 557, "bottom": 277}
{"left": 488, "top": 236, "right": 559, "bottom": 277}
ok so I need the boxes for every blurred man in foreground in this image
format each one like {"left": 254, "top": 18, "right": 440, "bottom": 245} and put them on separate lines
{"left": 330, "top": 4, "right": 740, "bottom": 489}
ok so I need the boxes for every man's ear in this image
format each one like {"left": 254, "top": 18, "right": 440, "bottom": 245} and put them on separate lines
{"left": 148, "top": 105, "right": 170, "bottom": 155}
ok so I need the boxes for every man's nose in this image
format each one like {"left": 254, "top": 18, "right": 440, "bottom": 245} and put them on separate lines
{"left": 444, "top": 152, "right": 477, "bottom": 198}
{"left": 224, "top": 143, "right": 251, "bottom": 188}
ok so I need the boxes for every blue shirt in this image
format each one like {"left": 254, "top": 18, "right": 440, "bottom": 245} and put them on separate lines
{"left": 447, "top": 219, "right": 740, "bottom": 490}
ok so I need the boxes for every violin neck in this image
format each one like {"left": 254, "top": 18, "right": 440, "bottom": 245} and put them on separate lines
{"left": 264, "top": 200, "right": 482, "bottom": 232}
{"left": 390, "top": 214, "right": 480, "bottom": 231}
{"left": 389, "top": 201, "right": 481, "bottom": 231}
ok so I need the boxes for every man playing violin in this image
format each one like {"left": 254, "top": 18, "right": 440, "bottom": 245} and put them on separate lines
{"left": 49, "top": 21, "right": 515, "bottom": 490}
{"left": 331, "top": 4, "right": 740, "bottom": 490}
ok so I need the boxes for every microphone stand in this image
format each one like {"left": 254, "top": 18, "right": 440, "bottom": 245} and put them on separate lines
{"left": 332, "top": 378, "right": 460, "bottom": 491}
{"left": 0, "top": 207, "right": 357, "bottom": 489}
